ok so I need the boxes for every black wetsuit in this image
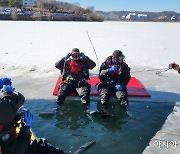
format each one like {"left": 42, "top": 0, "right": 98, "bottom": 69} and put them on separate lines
{"left": 55, "top": 56, "right": 96, "bottom": 106}
{"left": 98, "top": 56, "right": 131, "bottom": 111}
{"left": 0, "top": 94, "right": 66, "bottom": 154}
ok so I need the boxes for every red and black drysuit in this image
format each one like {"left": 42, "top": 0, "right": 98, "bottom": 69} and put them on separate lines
{"left": 98, "top": 56, "right": 131, "bottom": 111}
{"left": 55, "top": 56, "right": 96, "bottom": 106}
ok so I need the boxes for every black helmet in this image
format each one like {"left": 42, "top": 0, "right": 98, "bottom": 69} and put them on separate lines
{"left": 0, "top": 91, "right": 25, "bottom": 126}
{"left": 71, "top": 48, "right": 80, "bottom": 61}
{"left": 71, "top": 48, "right": 80, "bottom": 53}
{"left": 112, "top": 50, "right": 125, "bottom": 63}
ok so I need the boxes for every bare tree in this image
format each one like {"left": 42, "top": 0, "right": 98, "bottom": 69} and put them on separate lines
{"left": 86, "top": 6, "right": 95, "bottom": 13}
{"left": 11, "top": 11, "right": 18, "bottom": 20}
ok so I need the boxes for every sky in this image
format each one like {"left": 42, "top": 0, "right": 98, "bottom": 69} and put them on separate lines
{"left": 60, "top": 0, "right": 180, "bottom": 13}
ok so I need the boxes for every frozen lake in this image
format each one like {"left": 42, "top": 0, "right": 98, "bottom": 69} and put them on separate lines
{"left": 0, "top": 21, "right": 180, "bottom": 74}
{"left": 0, "top": 21, "right": 179, "bottom": 153}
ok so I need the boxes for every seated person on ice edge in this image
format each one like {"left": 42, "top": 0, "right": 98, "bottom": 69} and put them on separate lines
{"left": 55, "top": 48, "right": 96, "bottom": 112}
{"left": 98, "top": 50, "right": 131, "bottom": 114}
{"left": 0, "top": 78, "right": 66, "bottom": 154}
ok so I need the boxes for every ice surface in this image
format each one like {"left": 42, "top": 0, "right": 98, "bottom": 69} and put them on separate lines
{"left": 1, "top": 21, "right": 179, "bottom": 99}
{"left": 0, "top": 21, "right": 179, "bottom": 154}
{"left": 0, "top": 21, "right": 180, "bottom": 74}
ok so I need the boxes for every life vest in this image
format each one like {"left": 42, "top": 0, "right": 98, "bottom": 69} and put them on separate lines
{"left": 0, "top": 120, "right": 35, "bottom": 147}
{"left": 100, "top": 56, "right": 128, "bottom": 83}
{"left": 106, "top": 56, "right": 124, "bottom": 76}
{"left": 63, "top": 59, "right": 89, "bottom": 81}
{"left": 15, "top": 119, "right": 35, "bottom": 141}
{"left": 109, "top": 64, "right": 119, "bottom": 76}
{"left": 69, "top": 60, "right": 83, "bottom": 73}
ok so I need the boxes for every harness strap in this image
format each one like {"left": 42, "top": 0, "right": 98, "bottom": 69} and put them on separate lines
{"left": 63, "top": 59, "right": 89, "bottom": 81}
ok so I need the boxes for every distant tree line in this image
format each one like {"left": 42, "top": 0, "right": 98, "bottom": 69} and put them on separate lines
{"left": 36, "top": 0, "right": 100, "bottom": 20}
{"left": 0, "top": 0, "right": 104, "bottom": 21}
{"left": 0, "top": 0, "right": 21, "bottom": 7}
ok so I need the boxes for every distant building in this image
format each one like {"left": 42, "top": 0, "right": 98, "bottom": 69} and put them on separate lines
{"left": 23, "top": 0, "right": 36, "bottom": 6}
{"left": 171, "top": 16, "right": 176, "bottom": 20}
{"left": 125, "top": 12, "right": 147, "bottom": 20}
{"left": 138, "top": 13, "right": 147, "bottom": 20}
{"left": 126, "top": 13, "right": 137, "bottom": 20}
